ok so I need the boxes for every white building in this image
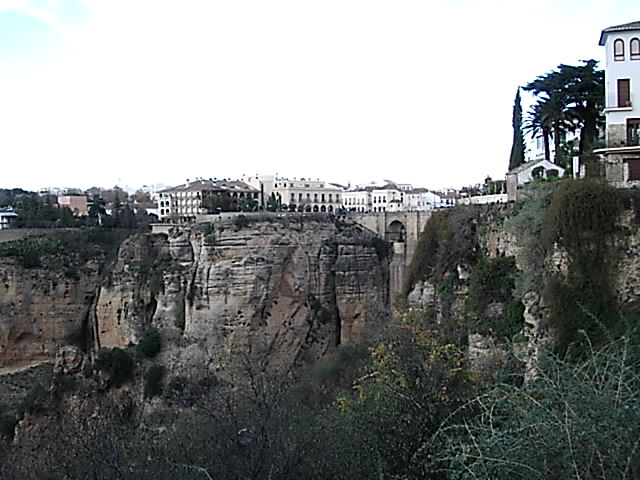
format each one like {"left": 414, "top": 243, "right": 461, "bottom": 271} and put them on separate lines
{"left": 158, "top": 179, "right": 259, "bottom": 223}
{"left": 403, "top": 188, "right": 443, "bottom": 211}
{"left": 243, "top": 174, "right": 343, "bottom": 212}
{"left": 0, "top": 208, "right": 17, "bottom": 230}
{"left": 343, "top": 189, "right": 372, "bottom": 213}
{"left": 371, "top": 184, "right": 403, "bottom": 213}
{"left": 594, "top": 21, "right": 640, "bottom": 185}
{"left": 506, "top": 159, "right": 565, "bottom": 201}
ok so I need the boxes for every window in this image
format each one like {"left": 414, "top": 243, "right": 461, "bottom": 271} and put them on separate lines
{"left": 627, "top": 119, "right": 640, "bottom": 146}
{"left": 632, "top": 38, "right": 640, "bottom": 60}
{"left": 627, "top": 158, "right": 640, "bottom": 181}
{"left": 615, "top": 38, "right": 625, "bottom": 61}
{"left": 618, "top": 79, "right": 631, "bottom": 107}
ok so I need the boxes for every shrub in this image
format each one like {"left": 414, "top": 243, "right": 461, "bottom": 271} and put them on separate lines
{"left": 371, "top": 237, "right": 390, "bottom": 260}
{"left": 138, "top": 328, "right": 161, "bottom": 358}
{"left": 95, "top": 348, "right": 134, "bottom": 386}
{"left": 233, "top": 215, "right": 250, "bottom": 229}
{"left": 403, "top": 207, "right": 479, "bottom": 296}
{"left": 542, "top": 180, "right": 622, "bottom": 356}
{"left": 428, "top": 333, "right": 640, "bottom": 479}
{"left": 465, "top": 255, "right": 523, "bottom": 338}
{"left": 17, "top": 384, "right": 48, "bottom": 416}
{"left": 0, "top": 414, "right": 17, "bottom": 440}
{"left": 144, "top": 365, "right": 165, "bottom": 398}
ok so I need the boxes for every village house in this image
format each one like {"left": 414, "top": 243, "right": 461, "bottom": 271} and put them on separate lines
{"left": 593, "top": 21, "right": 640, "bottom": 186}
{"left": 0, "top": 207, "right": 17, "bottom": 230}
{"left": 506, "top": 159, "right": 565, "bottom": 201}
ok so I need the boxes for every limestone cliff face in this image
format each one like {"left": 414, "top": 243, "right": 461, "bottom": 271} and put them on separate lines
{"left": 96, "top": 219, "right": 388, "bottom": 375}
{"left": 0, "top": 261, "right": 100, "bottom": 369}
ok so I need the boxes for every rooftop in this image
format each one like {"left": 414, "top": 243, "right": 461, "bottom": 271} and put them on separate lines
{"left": 599, "top": 21, "right": 640, "bottom": 45}
{"left": 160, "top": 179, "right": 258, "bottom": 194}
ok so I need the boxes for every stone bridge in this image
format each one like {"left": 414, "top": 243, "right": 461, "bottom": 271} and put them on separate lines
{"left": 349, "top": 212, "right": 431, "bottom": 302}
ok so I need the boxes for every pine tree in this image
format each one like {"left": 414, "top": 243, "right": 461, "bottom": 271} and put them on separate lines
{"left": 508, "top": 88, "right": 526, "bottom": 170}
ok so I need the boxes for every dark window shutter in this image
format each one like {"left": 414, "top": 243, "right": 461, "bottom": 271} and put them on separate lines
{"left": 627, "top": 159, "right": 640, "bottom": 181}
{"left": 618, "top": 79, "right": 631, "bottom": 107}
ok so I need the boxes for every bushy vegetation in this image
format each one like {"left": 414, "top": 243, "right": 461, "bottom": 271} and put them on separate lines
{"left": 403, "top": 207, "right": 479, "bottom": 296}
{"left": 144, "top": 365, "right": 165, "bottom": 398}
{"left": 542, "top": 179, "right": 623, "bottom": 356}
{"left": 0, "top": 229, "right": 131, "bottom": 276}
{"left": 138, "top": 328, "right": 162, "bottom": 358}
{"left": 95, "top": 348, "right": 135, "bottom": 387}
{"left": 465, "top": 255, "right": 524, "bottom": 338}
{"left": 428, "top": 332, "right": 640, "bottom": 479}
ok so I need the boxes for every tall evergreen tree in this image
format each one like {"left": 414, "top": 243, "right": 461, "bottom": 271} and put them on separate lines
{"left": 508, "top": 88, "right": 526, "bottom": 170}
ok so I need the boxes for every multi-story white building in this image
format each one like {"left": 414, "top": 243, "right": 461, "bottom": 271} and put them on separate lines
{"left": 243, "top": 174, "right": 343, "bottom": 212}
{"left": 157, "top": 179, "right": 259, "bottom": 223}
{"left": 342, "top": 188, "right": 373, "bottom": 213}
{"left": 403, "top": 188, "right": 443, "bottom": 211}
{"left": 343, "top": 181, "right": 444, "bottom": 213}
{"left": 595, "top": 21, "right": 640, "bottom": 185}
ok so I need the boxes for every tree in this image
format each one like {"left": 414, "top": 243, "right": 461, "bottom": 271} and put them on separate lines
{"left": 508, "top": 88, "right": 525, "bottom": 170}
{"left": 524, "top": 60, "right": 604, "bottom": 162}
{"left": 88, "top": 195, "right": 106, "bottom": 226}
{"left": 524, "top": 100, "right": 552, "bottom": 162}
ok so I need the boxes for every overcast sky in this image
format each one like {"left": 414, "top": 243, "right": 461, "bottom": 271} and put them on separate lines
{"left": 1, "top": 0, "right": 639, "bottom": 192}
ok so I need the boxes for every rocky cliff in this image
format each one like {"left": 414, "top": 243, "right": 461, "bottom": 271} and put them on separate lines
{"left": 0, "top": 259, "right": 100, "bottom": 371}
{"left": 0, "top": 218, "right": 389, "bottom": 378}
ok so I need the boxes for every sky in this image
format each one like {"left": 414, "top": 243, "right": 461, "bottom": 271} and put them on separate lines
{"left": 1, "top": 0, "right": 640, "bottom": 192}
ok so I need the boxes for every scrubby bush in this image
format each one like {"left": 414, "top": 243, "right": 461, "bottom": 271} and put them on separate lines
{"left": 144, "top": 365, "right": 165, "bottom": 398}
{"left": 466, "top": 255, "right": 523, "bottom": 338}
{"left": 95, "top": 348, "right": 134, "bottom": 387}
{"left": 138, "top": 328, "right": 161, "bottom": 358}
{"left": 18, "top": 384, "right": 48, "bottom": 416}
{"left": 428, "top": 332, "right": 640, "bottom": 479}
{"left": 233, "top": 214, "right": 250, "bottom": 229}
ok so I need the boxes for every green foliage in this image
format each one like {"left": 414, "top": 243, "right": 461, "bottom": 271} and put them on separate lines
{"left": 429, "top": 333, "right": 640, "bottom": 479}
{"left": 542, "top": 179, "right": 622, "bottom": 356}
{"left": 523, "top": 60, "right": 604, "bottom": 157}
{"left": 233, "top": 214, "right": 250, "bottom": 229}
{"left": 174, "top": 307, "right": 186, "bottom": 330}
{"left": 95, "top": 348, "right": 134, "bottom": 387}
{"left": 0, "top": 413, "right": 17, "bottom": 441}
{"left": 508, "top": 88, "right": 525, "bottom": 170}
{"left": 334, "top": 308, "right": 474, "bottom": 478}
{"left": 14, "top": 193, "right": 83, "bottom": 228}
{"left": 403, "top": 207, "right": 479, "bottom": 296}
{"left": 0, "top": 229, "right": 130, "bottom": 276}
{"left": 370, "top": 236, "right": 390, "bottom": 260}
{"left": 144, "top": 365, "right": 165, "bottom": 398}
{"left": 505, "top": 182, "right": 559, "bottom": 297}
{"left": 17, "top": 384, "right": 48, "bottom": 417}
{"left": 138, "top": 328, "right": 162, "bottom": 358}
{"left": 466, "top": 256, "right": 523, "bottom": 338}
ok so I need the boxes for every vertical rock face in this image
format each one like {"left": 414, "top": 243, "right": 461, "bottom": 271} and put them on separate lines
{"left": 0, "top": 262, "right": 100, "bottom": 369}
{"left": 95, "top": 219, "right": 389, "bottom": 375}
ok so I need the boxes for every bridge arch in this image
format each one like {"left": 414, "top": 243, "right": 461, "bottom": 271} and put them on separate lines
{"left": 386, "top": 219, "right": 406, "bottom": 242}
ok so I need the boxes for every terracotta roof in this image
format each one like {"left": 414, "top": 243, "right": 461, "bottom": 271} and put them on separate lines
{"left": 599, "top": 21, "right": 640, "bottom": 45}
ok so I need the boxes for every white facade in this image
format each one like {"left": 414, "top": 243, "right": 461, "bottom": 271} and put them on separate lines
{"left": 343, "top": 190, "right": 372, "bottom": 212}
{"left": 600, "top": 22, "right": 640, "bottom": 146}
{"left": 371, "top": 186, "right": 403, "bottom": 213}
{"left": 343, "top": 183, "right": 444, "bottom": 213}
{"left": 0, "top": 209, "right": 17, "bottom": 230}
{"left": 404, "top": 189, "right": 443, "bottom": 211}
{"left": 243, "top": 174, "right": 343, "bottom": 212}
